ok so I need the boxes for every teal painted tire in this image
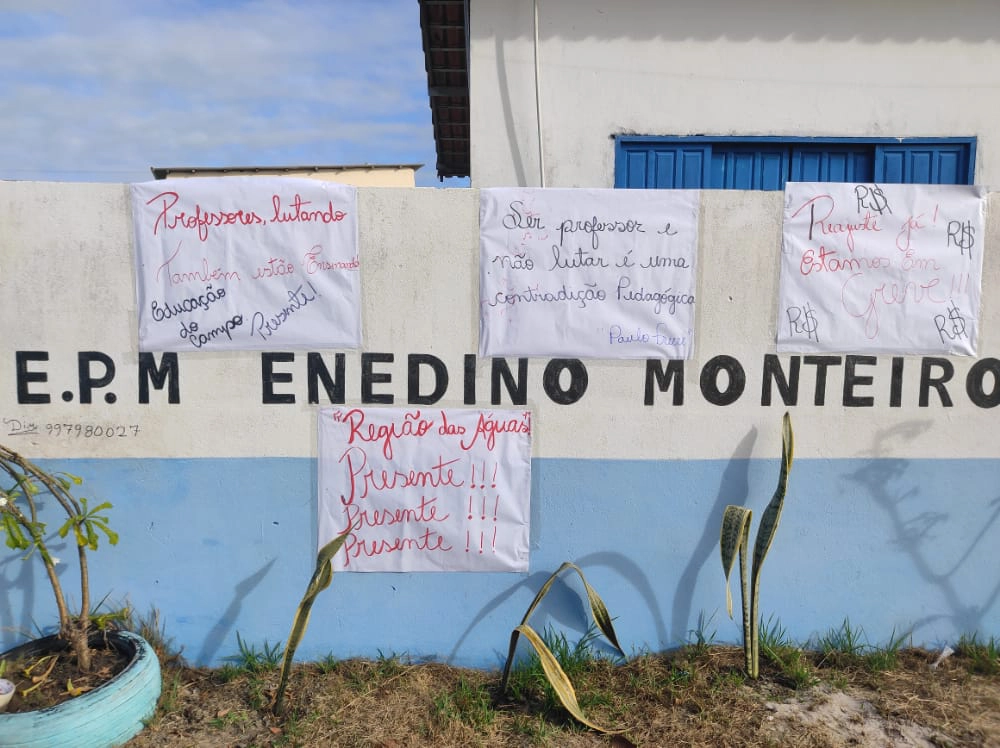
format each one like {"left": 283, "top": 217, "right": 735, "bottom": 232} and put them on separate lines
{"left": 0, "top": 631, "right": 162, "bottom": 748}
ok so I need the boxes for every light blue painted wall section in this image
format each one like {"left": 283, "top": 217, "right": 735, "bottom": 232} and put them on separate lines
{"left": 2, "top": 457, "right": 996, "bottom": 667}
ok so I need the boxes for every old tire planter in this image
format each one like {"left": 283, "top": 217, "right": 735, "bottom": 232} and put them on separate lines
{"left": 0, "top": 630, "right": 161, "bottom": 748}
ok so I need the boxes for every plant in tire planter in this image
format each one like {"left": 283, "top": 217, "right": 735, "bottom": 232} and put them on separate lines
{"left": 0, "top": 444, "right": 161, "bottom": 747}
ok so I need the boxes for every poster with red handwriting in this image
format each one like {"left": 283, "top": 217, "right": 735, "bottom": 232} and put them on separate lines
{"left": 480, "top": 188, "right": 699, "bottom": 359}
{"left": 318, "top": 407, "right": 532, "bottom": 572}
{"left": 130, "top": 177, "right": 361, "bottom": 351}
{"left": 778, "top": 182, "right": 985, "bottom": 355}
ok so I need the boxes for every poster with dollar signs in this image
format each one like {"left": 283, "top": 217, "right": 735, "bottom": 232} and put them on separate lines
{"left": 777, "top": 182, "right": 985, "bottom": 355}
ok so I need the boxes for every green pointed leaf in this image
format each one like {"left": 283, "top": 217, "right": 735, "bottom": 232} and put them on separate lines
{"left": 751, "top": 412, "right": 794, "bottom": 582}
{"left": 273, "top": 532, "right": 350, "bottom": 715}
{"left": 747, "top": 412, "right": 794, "bottom": 679}
{"left": 570, "top": 563, "right": 625, "bottom": 658}
{"left": 514, "top": 624, "right": 625, "bottom": 734}
{"left": 501, "top": 561, "right": 625, "bottom": 692}
{"left": 59, "top": 472, "right": 83, "bottom": 486}
{"left": 720, "top": 505, "right": 751, "bottom": 619}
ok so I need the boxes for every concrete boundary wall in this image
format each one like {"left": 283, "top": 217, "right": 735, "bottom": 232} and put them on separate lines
{"left": 1, "top": 182, "right": 998, "bottom": 665}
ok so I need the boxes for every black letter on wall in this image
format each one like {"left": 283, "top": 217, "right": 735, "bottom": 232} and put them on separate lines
{"left": 919, "top": 357, "right": 954, "bottom": 407}
{"left": 966, "top": 358, "right": 1000, "bottom": 408}
{"left": 761, "top": 355, "right": 799, "bottom": 407}
{"left": 78, "top": 351, "right": 116, "bottom": 404}
{"left": 138, "top": 352, "right": 179, "bottom": 404}
{"left": 543, "top": 359, "right": 587, "bottom": 405}
{"left": 842, "top": 355, "right": 876, "bottom": 407}
{"left": 308, "top": 353, "right": 345, "bottom": 404}
{"left": 408, "top": 354, "right": 449, "bottom": 405}
{"left": 16, "top": 351, "right": 50, "bottom": 404}
{"left": 644, "top": 359, "right": 684, "bottom": 406}
{"left": 362, "top": 353, "right": 394, "bottom": 404}
{"left": 262, "top": 352, "right": 295, "bottom": 404}
{"left": 491, "top": 358, "right": 528, "bottom": 405}
{"left": 700, "top": 355, "right": 746, "bottom": 406}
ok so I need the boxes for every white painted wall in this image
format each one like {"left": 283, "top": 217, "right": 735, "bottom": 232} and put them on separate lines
{"left": 4, "top": 183, "right": 999, "bottom": 463}
{"left": 470, "top": 0, "right": 1000, "bottom": 187}
{"left": 3, "top": 182, "right": 1000, "bottom": 665}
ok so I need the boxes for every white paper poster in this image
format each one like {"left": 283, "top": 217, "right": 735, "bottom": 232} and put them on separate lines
{"left": 778, "top": 182, "right": 985, "bottom": 355}
{"left": 318, "top": 407, "right": 532, "bottom": 572}
{"left": 131, "top": 177, "right": 361, "bottom": 351}
{"left": 480, "top": 188, "right": 699, "bottom": 359}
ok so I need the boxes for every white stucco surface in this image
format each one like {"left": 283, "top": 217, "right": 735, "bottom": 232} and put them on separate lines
{"left": 470, "top": 0, "right": 1000, "bottom": 187}
{"left": 1, "top": 182, "right": 998, "bottom": 461}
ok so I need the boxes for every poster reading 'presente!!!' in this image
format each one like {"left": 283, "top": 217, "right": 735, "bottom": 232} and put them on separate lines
{"left": 318, "top": 407, "right": 532, "bottom": 572}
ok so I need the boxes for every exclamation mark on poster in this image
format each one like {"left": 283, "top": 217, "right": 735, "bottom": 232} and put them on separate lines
{"left": 468, "top": 495, "right": 473, "bottom": 520}
{"left": 479, "top": 532, "right": 484, "bottom": 554}
{"left": 465, "top": 530, "right": 470, "bottom": 553}
{"left": 481, "top": 496, "right": 487, "bottom": 520}
{"left": 491, "top": 464, "right": 497, "bottom": 488}
{"left": 493, "top": 495, "right": 500, "bottom": 522}
{"left": 492, "top": 526, "right": 497, "bottom": 552}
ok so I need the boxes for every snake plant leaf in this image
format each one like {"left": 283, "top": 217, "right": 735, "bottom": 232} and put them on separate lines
{"left": 719, "top": 505, "right": 752, "bottom": 619}
{"left": 513, "top": 624, "right": 625, "bottom": 735}
{"left": 501, "top": 561, "right": 625, "bottom": 692}
{"left": 527, "top": 562, "right": 624, "bottom": 656}
{"left": 750, "top": 412, "right": 794, "bottom": 584}
{"left": 748, "top": 412, "right": 794, "bottom": 678}
{"left": 273, "top": 532, "right": 350, "bottom": 715}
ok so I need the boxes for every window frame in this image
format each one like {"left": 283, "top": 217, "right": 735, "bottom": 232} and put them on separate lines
{"left": 614, "top": 135, "right": 977, "bottom": 189}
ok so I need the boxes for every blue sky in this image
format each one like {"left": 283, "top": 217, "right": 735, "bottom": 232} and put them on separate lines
{"left": 0, "top": 0, "right": 460, "bottom": 187}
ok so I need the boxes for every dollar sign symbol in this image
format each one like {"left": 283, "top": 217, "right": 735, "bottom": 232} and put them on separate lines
{"left": 948, "top": 304, "right": 966, "bottom": 337}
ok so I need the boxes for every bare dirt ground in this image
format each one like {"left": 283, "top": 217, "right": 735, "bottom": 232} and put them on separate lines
{"left": 122, "top": 645, "right": 1000, "bottom": 747}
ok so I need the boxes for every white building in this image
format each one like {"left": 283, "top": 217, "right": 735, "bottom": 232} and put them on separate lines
{"left": 422, "top": 0, "right": 996, "bottom": 188}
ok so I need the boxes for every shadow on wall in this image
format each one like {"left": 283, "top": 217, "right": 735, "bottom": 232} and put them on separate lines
{"left": 448, "top": 570, "right": 584, "bottom": 664}
{"left": 0, "top": 550, "right": 37, "bottom": 647}
{"left": 484, "top": 0, "right": 996, "bottom": 44}
{"left": 448, "top": 550, "right": 667, "bottom": 664}
{"left": 848, "top": 420, "right": 1000, "bottom": 637}
{"left": 495, "top": 35, "right": 529, "bottom": 188}
{"left": 195, "top": 559, "right": 275, "bottom": 664}
{"left": 0, "top": 510, "right": 78, "bottom": 647}
{"left": 449, "top": 432, "right": 767, "bottom": 662}
{"left": 670, "top": 427, "right": 757, "bottom": 646}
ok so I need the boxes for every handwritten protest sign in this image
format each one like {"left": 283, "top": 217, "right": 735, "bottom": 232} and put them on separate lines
{"left": 480, "top": 188, "right": 699, "bottom": 359}
{"left": 778, "top": 182, "right": 985, "bottom": 355}
{"left": 131, "top": 177, "right": 361, "bottom": 351}
{"left": 318, "top": 407, "right": 532, "bottom": 572}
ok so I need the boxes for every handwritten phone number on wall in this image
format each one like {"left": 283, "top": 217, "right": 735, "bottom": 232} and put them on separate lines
{"left": 3, "top": 418, "right": 141, "bottom": 438}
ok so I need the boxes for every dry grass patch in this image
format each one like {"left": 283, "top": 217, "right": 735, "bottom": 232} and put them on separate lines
{"left": 125, "top": 644, "right": 1000, "bottom": 747}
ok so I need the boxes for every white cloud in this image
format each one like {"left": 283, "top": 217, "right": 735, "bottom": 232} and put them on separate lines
{"left": 0, "top": 0, "right": 448, "bottom": 185}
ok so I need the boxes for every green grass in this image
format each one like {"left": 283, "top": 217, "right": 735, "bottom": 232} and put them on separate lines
{"left": 817, "top": 617, "right": 868, "bottom": 665}
{"left": 864, "top": 628, "right": 910, "bottom": 672}
{"left": 432, "top": 677, "right": 495, "bottom": 730}
{"left": 686, "top": 610, "right": 717, "bottom": 656}
{"left": 224, "top": 632, "right": 283, "bottom": 674}
{"left": 755, "top": 615, "right": 815, "bottom": 689}
{"left": 957, "top": 632, "right": 1000, "bottom": 675}
{"left": 814, "top": 619, "right": 910, "bottom": 673}
{"left": 504, "top": 624, "right": 605, "bottom": 713}
{"left": 315, "top": 652, "right": 338, "bottom": 674}
{"left": 209, "top": 708, "right": 251, "bottom": 728}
